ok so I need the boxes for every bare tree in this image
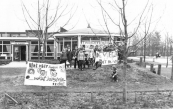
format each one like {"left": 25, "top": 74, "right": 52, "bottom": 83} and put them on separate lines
{"left": 96, "top": 0, "right": 157, "bottom": 103}
{"left": 21, "top": 0, "right": 77, "bottom": 60}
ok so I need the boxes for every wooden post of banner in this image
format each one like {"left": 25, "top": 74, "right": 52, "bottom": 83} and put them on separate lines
{"left": 47, "top": 92, "right": 50, "bottom": 109}
{"left": 4, "top": 93, "right": 7, "bottom": 109}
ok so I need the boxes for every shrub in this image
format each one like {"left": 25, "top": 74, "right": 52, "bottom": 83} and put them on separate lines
{"left": 0, "top": 59, "right": 11, "bottom": 65}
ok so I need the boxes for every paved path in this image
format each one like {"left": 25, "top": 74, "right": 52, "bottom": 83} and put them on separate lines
{"left": 0, "top": 61, "right": 75, "bottom": 69}
{"left": 0, "top": 61, "right": 27, "bottom": 68}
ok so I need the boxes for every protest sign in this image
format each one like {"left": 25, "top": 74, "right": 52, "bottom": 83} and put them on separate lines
{"left": 24, "top": 62, "right": 66, "bottom": 86}
{"left": 95, "top": 51, "right": 118, "bottom": 65}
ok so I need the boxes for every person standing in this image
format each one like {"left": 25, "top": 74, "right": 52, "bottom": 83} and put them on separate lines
{"left": 78, "top": 48, "right": 85, "bottom": 71}
{"left": 67, "top": 47, "right": 73, "bottom": 68}
{"left": 88, "top": 49, "right": 95, "bottom": 66}
{"left": 73, "top": 46, "right": 79, "bottom": 69}
{"left": 60, "top": 48, "right": 67, "bottom": 69}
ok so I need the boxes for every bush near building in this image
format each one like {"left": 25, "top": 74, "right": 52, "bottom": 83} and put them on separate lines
{"left": 0, "top": 59, "right": 11, "bottom": 65}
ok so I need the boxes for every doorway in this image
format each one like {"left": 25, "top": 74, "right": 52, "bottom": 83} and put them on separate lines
{"left": 21, "top": 46, "right": 26, "bottom": 61}
{"left": 13, "top": 45, "right": 26, "bottom": 61}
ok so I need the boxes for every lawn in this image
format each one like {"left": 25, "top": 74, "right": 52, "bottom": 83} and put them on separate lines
{"left": 1, "top": 64, "right": 173, "bottom": 108}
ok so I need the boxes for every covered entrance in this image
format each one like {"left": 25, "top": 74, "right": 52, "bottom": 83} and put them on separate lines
{"left": 13, "top": 45, "right": 26, "bottom": 61}
{"left": 11, "top": 42, "right": 29, "bottom": 62}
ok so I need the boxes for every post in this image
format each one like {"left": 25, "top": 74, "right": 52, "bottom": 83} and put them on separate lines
{"left": 150, "top": 64, "right": 153, "bottom": 72}
{"left": 171, "top": 55, "right": 173, "bottom": 80}
{"left": 140, "top": 57, "right": 143, "bottom": 66}
{"left": 143, "top": 62, "right": 146, "bottom": 68}
{"left": 47, "top": 92, "right": 50, "bottom": 108}
{"left": 157, "top": 64, "right": 161, "bottom": 75}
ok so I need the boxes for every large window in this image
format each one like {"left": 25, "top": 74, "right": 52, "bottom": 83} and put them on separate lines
{"left": 31, "top": 41, "right": 54, "bottom": 57}
{"left": 57, "top": 37, "right": 78, "bottom": 57}
{"left": 0, "top": 41, "right": 11, "bottom": 57}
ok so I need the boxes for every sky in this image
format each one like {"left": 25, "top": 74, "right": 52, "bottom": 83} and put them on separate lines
{"left": 0, "top": 0, "right": 172, "bottom": 38}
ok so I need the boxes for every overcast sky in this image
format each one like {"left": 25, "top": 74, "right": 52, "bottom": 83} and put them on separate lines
{"left": 0, "top": 0, "right": 172, "bottom": 37}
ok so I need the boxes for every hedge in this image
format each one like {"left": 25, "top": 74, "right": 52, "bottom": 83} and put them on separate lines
{"left": 0, "top": 59, "right": 11, "bottom": 65}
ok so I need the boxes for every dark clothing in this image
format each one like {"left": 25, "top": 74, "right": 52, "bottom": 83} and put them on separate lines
{"left": 84, "top": 58, "right": 90, "bottom": 68}
{"left": 112, "top": 71, "right": 118, "bottom": 81}
{"left": 74, "top": 58, "right": 79, "bottom": 68}
{"left": 67, "top": 50, "right": 73, "bottom": 61}
{"left": 73, "top": 49, "right": 79, "bottom": 69}
{"left": 60, "top": 52, "right": 67, "bottom": 60}
{"left": 60, "top": 60, "right": 66, "bottom": 69}
{"left": 60, "top": 52, "right": 67, "bottom": 68}
{"left": 67, "top": 50, "right": 73, "bottom": 67}
{"left": 78, "top": 60, "right": 85, "bottom": 70}
{"left": 93, "top": 61, "right": 102, "bottom": 70}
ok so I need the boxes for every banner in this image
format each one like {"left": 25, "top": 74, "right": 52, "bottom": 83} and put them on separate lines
{"left": 24, "top": 62, "right": 66, "bottom": 86}
{"left": 95, "top": 51, "right": 118, "bottom": 65}
{"left": 81, "top": 41, "right": 110, "bottom": 51}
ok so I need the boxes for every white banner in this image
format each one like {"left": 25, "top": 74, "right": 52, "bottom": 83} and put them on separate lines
{"left": 95, "top": 51, "right": 118, "bottom": 65}
{"left": 24, "top": 62, "right": 66, "bottom": 86}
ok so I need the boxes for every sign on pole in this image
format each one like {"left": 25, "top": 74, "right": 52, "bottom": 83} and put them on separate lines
{"left": 24, "top": 62, "right": 66, "bottom": 86}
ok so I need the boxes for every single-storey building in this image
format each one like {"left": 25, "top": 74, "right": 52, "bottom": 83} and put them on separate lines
{"left": 0, "top": 25, "right": 121, "bottom": 61}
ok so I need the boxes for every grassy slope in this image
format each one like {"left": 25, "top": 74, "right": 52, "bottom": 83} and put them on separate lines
{"left": 0, "top": 64, "right": 173, "bottom": 93}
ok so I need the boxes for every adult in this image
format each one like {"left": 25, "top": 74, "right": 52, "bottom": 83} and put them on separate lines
{"left": 88, "top": 49, "right": 95, "bottom": 66}
{"left": 60, "top": 48, "right": 67, "bottom": 69}
{"left": 72, "top": 46, "right": 79, "bottom": 69}
{"left": 67, "top": 47, "right": 73, "bottom": 68}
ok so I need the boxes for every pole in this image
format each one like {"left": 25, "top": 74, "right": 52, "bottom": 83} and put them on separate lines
{"left": 171, "top": 55, "right": 173, "bottom": 80}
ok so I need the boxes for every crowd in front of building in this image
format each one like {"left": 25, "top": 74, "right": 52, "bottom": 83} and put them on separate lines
{"left": 59, "top": 44, "right": 105, "bottom": 71}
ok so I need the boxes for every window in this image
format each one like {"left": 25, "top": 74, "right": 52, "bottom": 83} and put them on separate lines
{"left": 2, "top": 34, "right": 10, "bottom": 37}
{"left": 31, "top": 40, "right": 54, "bottom": 57}
{"left": 0, "top": 45, "right": 2, "bottom": 52}
{"left": 101, "top": 37, "right": 109, "bottom": 41}
{"left": 64, "top": 37, "right": 71, "bottom": 40}
{"left": 3, "top": 41, "right": 10, "bottom": 44}
{"left": 91, "top": 37, "right": 100, "bottom": 40}
{"left": 19, "top": 34, "right": 26, "bottom": 37}
{"left": 11, "top": 34, "right": 19, "bottom": 37}
{"left": 82, "top": 37, "right": 90, "bottom": 40}
{"left": 72, "top": 41, "right": 77, "bottom": 50}
{"left": 64, "top": 41, "right": 71, "bottom": 49}
{"left": 31, "top": 41, "right": 38, "bottom": 44}
{"left": 47, "top": 41, "right": 54, "bottom": 44}
{"left": 0, "top": 41, "right": 11, "bottom": 57}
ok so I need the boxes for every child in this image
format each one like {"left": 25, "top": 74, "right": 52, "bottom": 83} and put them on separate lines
{"left": 93, "top": 59, "right": 102, "bottom": 70}
{"left": 78, "top": 48, "right": 85, "bottom": 71}
{"left": 112, "top": 65, "right": 118, "bottom": 82}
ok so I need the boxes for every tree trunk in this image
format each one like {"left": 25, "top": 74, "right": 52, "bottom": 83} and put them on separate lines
{"left": 42, "top": 28, "right": 48, "bottom": 60}
{"left": 171, "top": 55, "right": 173, "bottom": 80}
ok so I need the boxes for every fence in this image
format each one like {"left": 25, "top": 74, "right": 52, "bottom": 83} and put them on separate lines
{"left": 128, "top": 57, "right": 164, "bottom": 76}
{"left": 1, "top": 90, "right": 173, "bottom": 109}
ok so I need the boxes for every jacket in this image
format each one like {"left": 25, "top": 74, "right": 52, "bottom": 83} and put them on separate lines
{"left": 60, "top": 52, "right": 67, "bottom": 60}
{"left": 78, "top": 51, "right": 85, "bottom": 60}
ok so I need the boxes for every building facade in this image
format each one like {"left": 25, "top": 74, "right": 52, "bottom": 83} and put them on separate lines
{"left": 0, "top": 27, "right": 121, "bottom": 61}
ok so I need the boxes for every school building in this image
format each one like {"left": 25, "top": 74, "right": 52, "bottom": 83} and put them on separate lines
{"left": 0, "top": 26, "right": 121, "bottom": 61}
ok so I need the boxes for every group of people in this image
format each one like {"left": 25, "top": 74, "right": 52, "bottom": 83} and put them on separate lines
{"left": 60, "top": 45, "right": 101, "bottom": 70}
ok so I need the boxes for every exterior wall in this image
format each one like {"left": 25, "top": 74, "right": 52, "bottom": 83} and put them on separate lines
{"left": 0, "top": 31, "right": 122, "bottom": 61}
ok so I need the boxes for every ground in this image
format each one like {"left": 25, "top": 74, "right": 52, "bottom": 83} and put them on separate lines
{"left": 1, "top": 63, "right": 173, "bottom": 108}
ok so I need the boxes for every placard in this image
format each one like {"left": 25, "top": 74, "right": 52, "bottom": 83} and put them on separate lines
{"left": 24, "top": 62, "right": 66, "bottom": 86}
{"left": 95, "top": 51, "right": 118, "bottom": 65}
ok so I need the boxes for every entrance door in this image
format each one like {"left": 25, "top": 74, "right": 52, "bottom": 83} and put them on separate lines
{"left": 13, "top": 45, "right": 26, "bottom": 61}
{"left": 14, "top": 46, "right": 20, "bottom": 61}
{"left": 21, "top": 46, "right": 26, "bottom": 61}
